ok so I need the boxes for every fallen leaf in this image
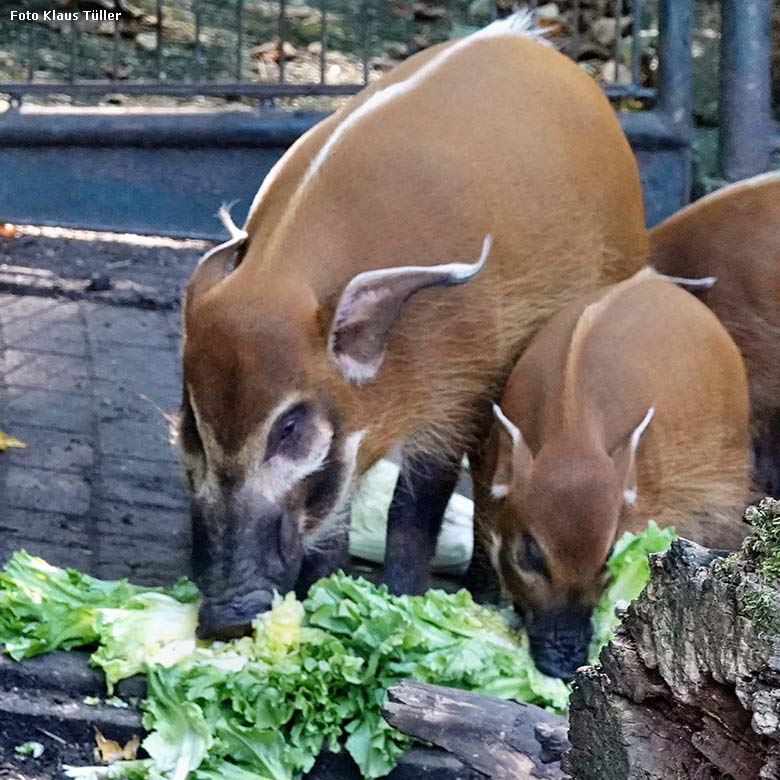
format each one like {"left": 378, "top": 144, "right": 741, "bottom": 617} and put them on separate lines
{"left": 0, "top": 430, "right": 26, "bottom": 451}
{"left": 15, "top": 741, "right": 45, "bottom": 758}
{"left": 93, "top": 730, "right": 140, "bottom": 764}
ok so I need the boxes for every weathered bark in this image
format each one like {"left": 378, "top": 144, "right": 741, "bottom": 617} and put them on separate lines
{"left": 383, "top": 679, "right": 568, "bottom": 779}
{"left": 566, "top": 535, "right": 780, "bottom": 780}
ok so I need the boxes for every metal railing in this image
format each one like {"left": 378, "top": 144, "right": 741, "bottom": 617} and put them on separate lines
{"left": 0, "top": 0, "right": 694, "bottom": 236}
{"left": 717, "top": 0, "right": 776, "bottom": 182}
{"left": 0, "top": 1, "right": 660, "bottom": 106}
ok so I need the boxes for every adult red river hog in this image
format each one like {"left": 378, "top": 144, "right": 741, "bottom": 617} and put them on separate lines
{"left": 472, "top": 269, "right": 751, "bottom": 679}
{"left": 178, "top": 12, "right": 648, "bottom": 639}
{"left": 650, "top": 171, "right": 780, "bottom": 497}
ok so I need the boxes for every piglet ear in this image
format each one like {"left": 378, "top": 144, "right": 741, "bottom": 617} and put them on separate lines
{"left": 327, "top": 236, "right": 492, "bottom": 385}
{"left": 490, "top": 404, "right": 533, "bottom": 500}
{"left": 611, "top": 405, "right": 655, "bottom": 506}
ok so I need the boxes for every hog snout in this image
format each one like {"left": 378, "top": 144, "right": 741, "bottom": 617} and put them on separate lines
{"left": 191, "top": 490, "right": 304, "bottom": 639}
{"left": 523, "top": 603, "right": 594, "bottom": 680}
{"left": 197, "top": 588, "right": 274, "bottom": 640}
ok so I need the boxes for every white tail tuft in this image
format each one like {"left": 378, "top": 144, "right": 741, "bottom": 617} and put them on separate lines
{"left": 478, "top": 7, "right": 555, "bottom": 46}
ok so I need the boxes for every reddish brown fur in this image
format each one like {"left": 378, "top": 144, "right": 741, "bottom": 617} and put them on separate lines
{"left": 650, "top": 173, "right": 780, "bottom": 485}
{"left": 180, "top": 22, "right": 651, "bottom": 631}
{"left": 473, "top": 272, "right": 751, "bottom": 619}
{"left": 183, "top": 31, "right": 647, "bottom": 476}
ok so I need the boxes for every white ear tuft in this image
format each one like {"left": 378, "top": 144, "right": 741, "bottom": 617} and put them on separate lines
{"left": 491, "top": 483, "right": 510, "bottom": 500}
{"left": 492, "top": 403, "right": 520, "bottom": 445}
{"left": 630, "top": 406, "right": 655, "bottom": 453}
{"left": 617, "top": 405, "right": 654, "bottom": 507}
{"left": 654, "top": 271, "right": 717, "bottom": 290}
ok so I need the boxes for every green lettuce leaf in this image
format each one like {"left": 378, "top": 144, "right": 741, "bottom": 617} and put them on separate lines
{"left": 0, "top": 550, "right": 197, "bottom": 661}
{"left": 589, "top": 521, "right": 676, "bottom": 659}
{"left": 92, "top": 593, "right": 199, "bottom": 691}
{"left": 2, "top": 521, "right": 674, "bottom": 780}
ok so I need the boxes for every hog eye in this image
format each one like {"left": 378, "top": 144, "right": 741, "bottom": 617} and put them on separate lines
{"left": 519, "top": 533, "right": 550, "bottom": 580}
{"left": 267, "top": 403, "right": 308, "bottom": 457}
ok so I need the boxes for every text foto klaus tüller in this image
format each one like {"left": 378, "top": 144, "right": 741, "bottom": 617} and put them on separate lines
{"left": 10, "top": 10, "right": 122, "bottom": 22}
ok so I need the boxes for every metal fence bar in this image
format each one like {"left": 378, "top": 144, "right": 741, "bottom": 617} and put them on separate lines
{"left": 405, "top": 0, "right": 414, "bottom": 57}
{"left": 320, "top": 0, "right": 328, "bottom": 84}
{"left": 718, "top": 0, "right": 772, "bottom": 182}
{"left": 630, "top": 0, "right": 645, "bottom": 88}
{"left": 193, "top": 0, "right": 202, "bottom": 82}
{"left": 26, "top": 24, "right": 36, "bottom": 83}
{"left": 0, "top": 81, "right": 361, "bottom": 98}
{"left": 612, "top": 0, "right": 624, "bottom": 84}
{"left": 156, "top": 0, "right": 164, "bottom": 79}
{"left": 571, "top": 0, "right": 581, "bottom": 52}
{"left": 361, "top": 0, "right": 371, "bottom": 85}
{"left": 278, "top": 0, "right": 288, "bottom": 83}
{"left": 654, "top": 0, "right": 692, "bottom": 139}
{"left": 235, "top": 0, "right": 245, "bottom": 82}
{"left": 69, "top": 7, "right": 79, "bottom": 84}
{"left": 112, "top": 0, "right": 121, "bottom": 81}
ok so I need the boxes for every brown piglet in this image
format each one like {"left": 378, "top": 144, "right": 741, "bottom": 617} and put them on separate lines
{"left": 471, "top": 269, "right": 752, "bottom": 679}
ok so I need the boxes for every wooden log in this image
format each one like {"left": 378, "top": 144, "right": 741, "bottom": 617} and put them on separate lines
{"left": 382, "top": 680, "right": 568, "bottom": 780}
{"left": 566, "top": 532, "right": 780, "bottom": 780}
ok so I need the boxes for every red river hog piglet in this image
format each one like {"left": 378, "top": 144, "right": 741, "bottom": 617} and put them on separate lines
{"left": 472, "top": 269, "right": 751, "bottom": 679}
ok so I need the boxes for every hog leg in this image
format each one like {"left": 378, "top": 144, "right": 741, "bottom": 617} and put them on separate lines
{"left": 461, "top": 534, "right": 502, "bottom": 604}
{"left": 383, "top": 449, "right": 462, "bottom": 595}
{"left": 461, "top": 446, "right": 502, "bottom": 603}
{"left": 753, "top": 409, "right": 780, "bottom": 499}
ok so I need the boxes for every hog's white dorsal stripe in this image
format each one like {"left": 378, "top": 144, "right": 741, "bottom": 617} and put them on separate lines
{"left": 561, "top": 267, "right": 657, "bottom": 421}
{"left": 300, "top": 10, "right": 549, "bottom": 190}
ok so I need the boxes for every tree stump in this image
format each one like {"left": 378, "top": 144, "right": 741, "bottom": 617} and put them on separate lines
{"left": 566, "top": 505, "right": 780, "bottom": 780}
{"left": 382, "top": 680, "right": 568, "bottom": 779}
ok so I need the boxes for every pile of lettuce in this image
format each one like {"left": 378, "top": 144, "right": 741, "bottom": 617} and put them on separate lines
{"left": 0, "top": 523, "right": 675, "bottom": 780}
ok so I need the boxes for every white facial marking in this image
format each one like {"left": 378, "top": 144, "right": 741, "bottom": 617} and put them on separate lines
{"left": 303, "top": 429, "right": 367, "bottom": 550}
{"left": 253, "top": 422, "right": 334, "bottom": 504}
{"left": 623, "top": 488, "right": 638, "bottom": 507}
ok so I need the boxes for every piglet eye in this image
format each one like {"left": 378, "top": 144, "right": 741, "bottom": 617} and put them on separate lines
{"left": 266, "top": 403, "right": 308, "bottom": 458}
{"left": 281, "top": 415, "right": 298, "bottom": 441}
{"left": 520, "top": 533, "right": 550, "bottom": 579}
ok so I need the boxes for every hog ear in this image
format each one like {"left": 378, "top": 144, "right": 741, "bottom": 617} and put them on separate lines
{"left": 611, "top": 406, "right": 655, "bottom": 506}
{"left": 327, "top": 236, "right": 492, "bottom": 385}
{"left": 490, "top": 403, "right": 533, "bottom": 500}
{"left": 184, "top": 206, "right": 248, "bottom": 313}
